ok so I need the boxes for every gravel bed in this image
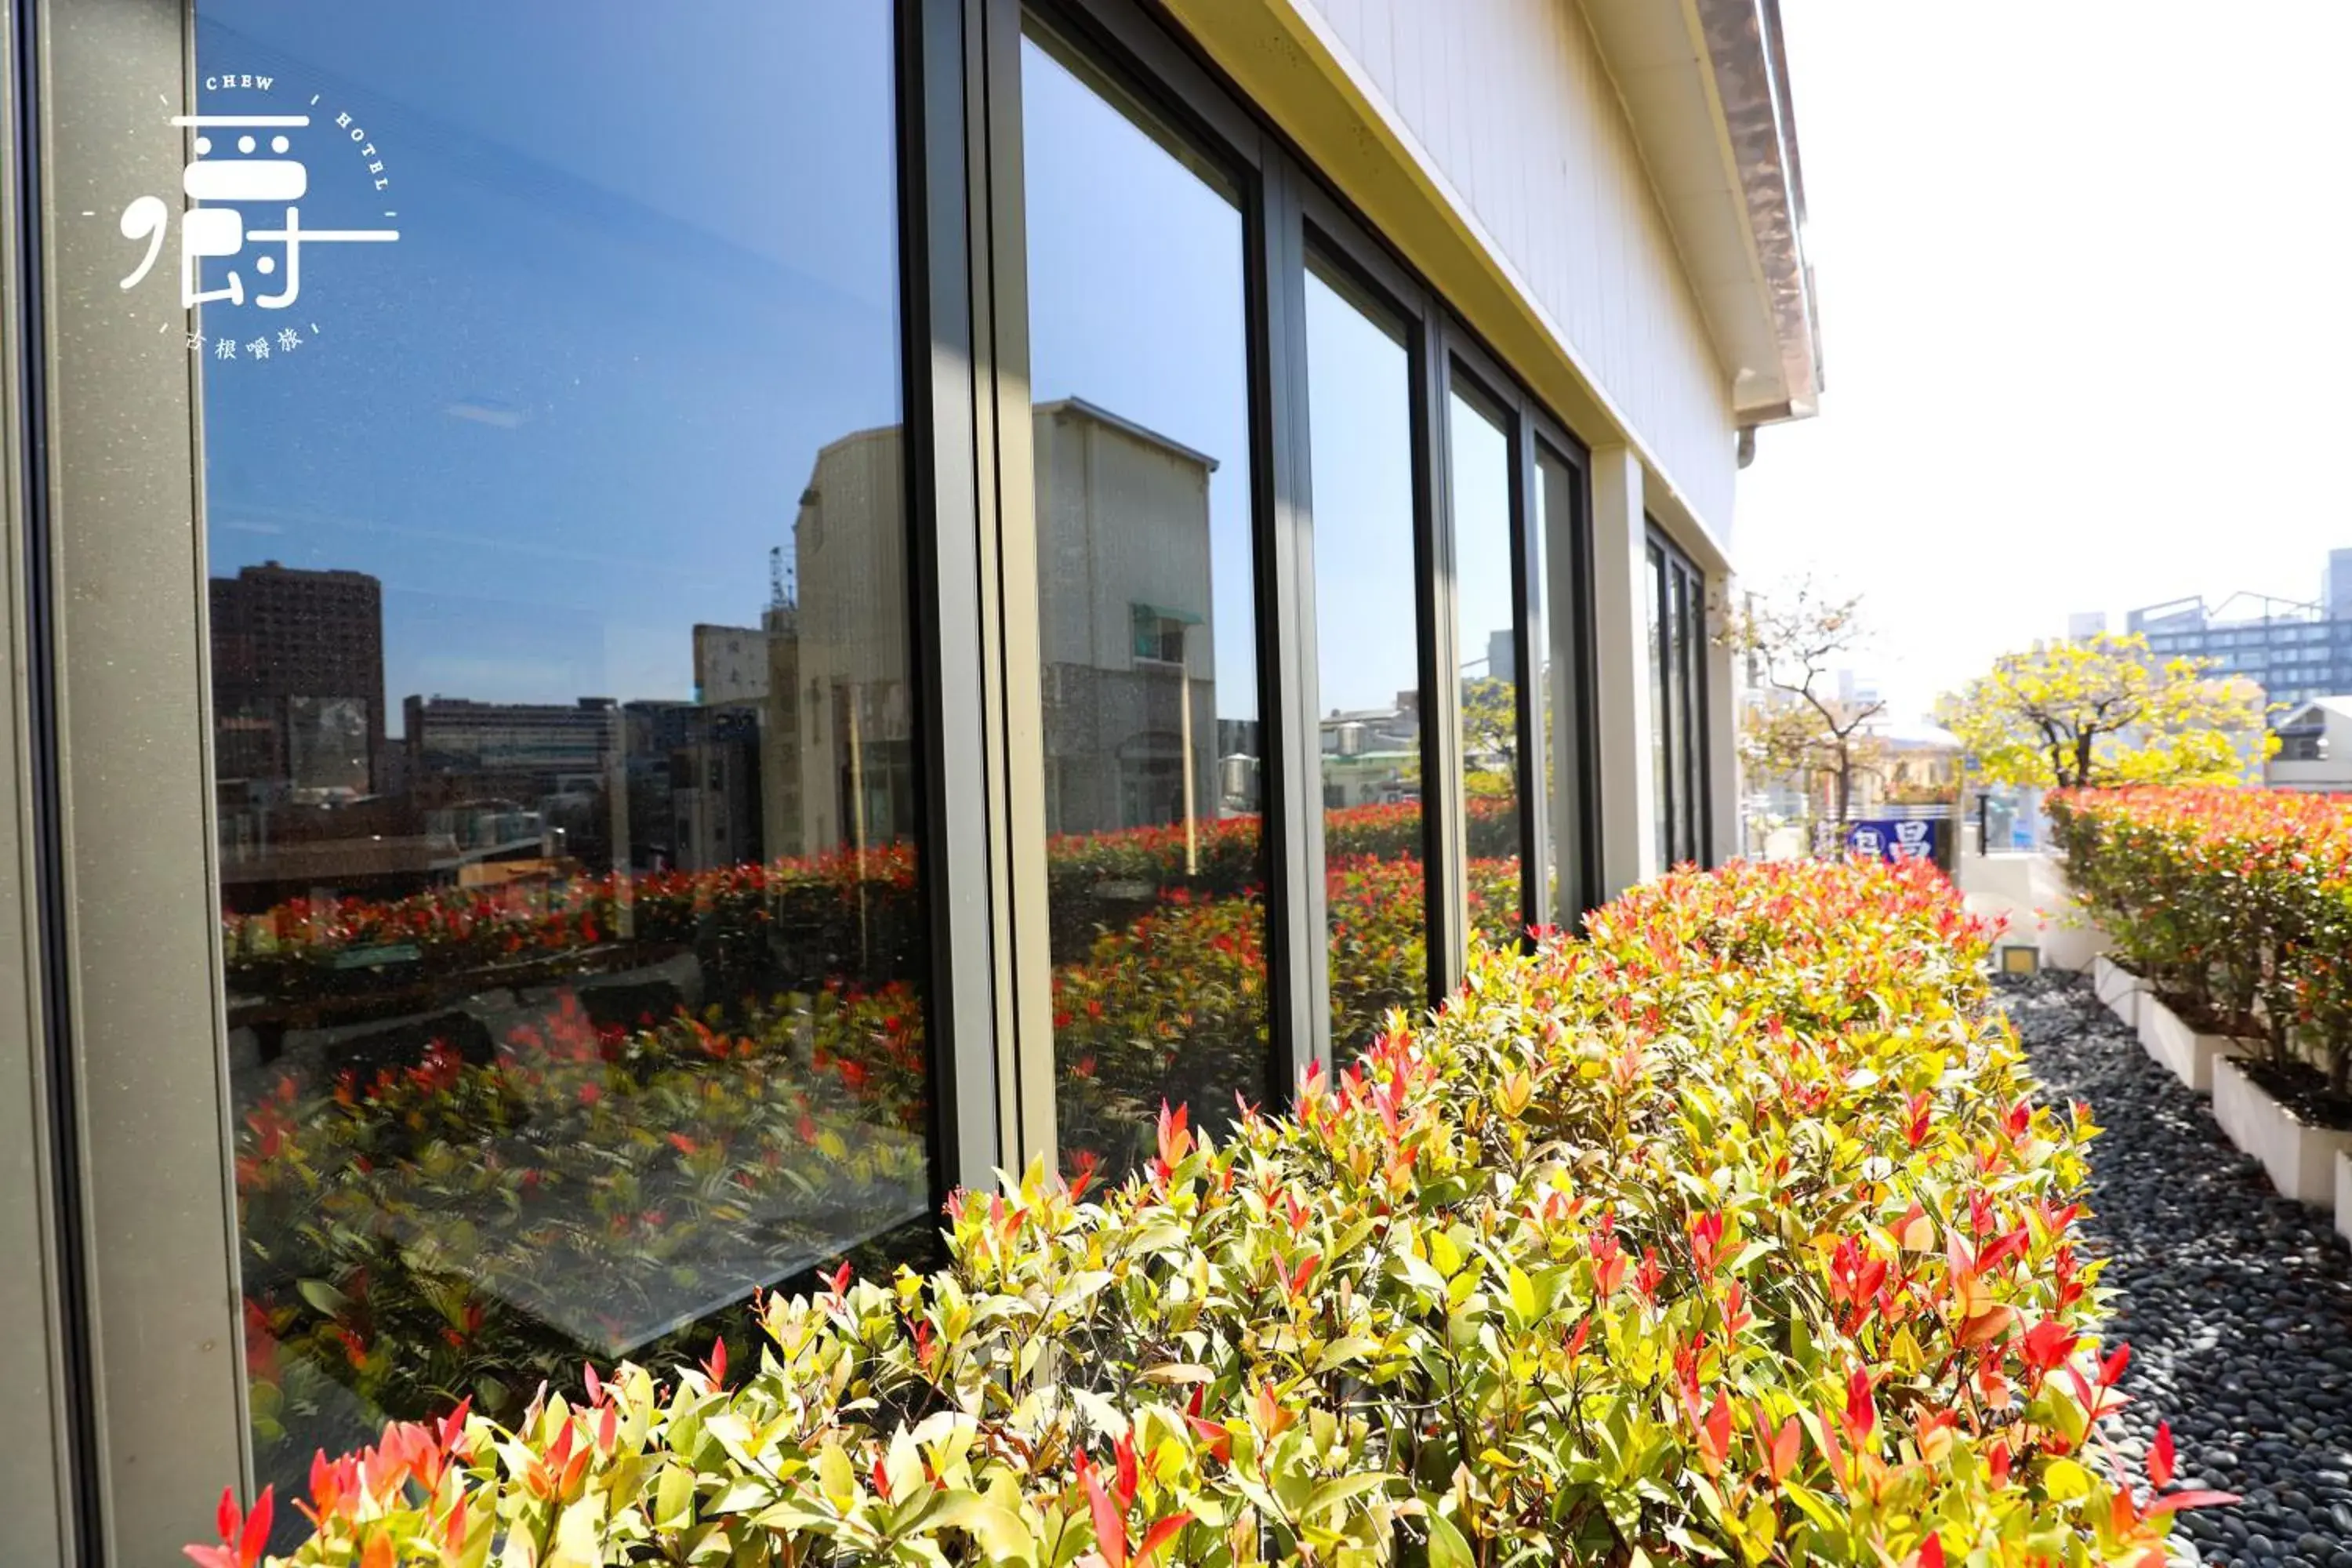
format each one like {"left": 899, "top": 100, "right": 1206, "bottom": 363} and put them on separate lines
{"left": 2002, "top": 973, "right": 2352, "bottom": 1568}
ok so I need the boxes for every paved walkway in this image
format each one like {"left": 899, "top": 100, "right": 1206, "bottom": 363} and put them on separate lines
{"left": 2005, "top": 976, "right": 2352, "bottom": 1568}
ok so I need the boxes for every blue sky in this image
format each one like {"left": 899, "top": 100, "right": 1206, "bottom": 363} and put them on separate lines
{"left": 195, "top": 2, "right": 1523, "bottom": 742}
{"left": 198, "top": 2, "right": 902, "bottom": 730}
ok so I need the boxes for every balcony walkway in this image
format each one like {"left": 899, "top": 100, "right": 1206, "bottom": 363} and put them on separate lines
{"left": 2004, "top": 975, "right": 2352, "bottom": 1568}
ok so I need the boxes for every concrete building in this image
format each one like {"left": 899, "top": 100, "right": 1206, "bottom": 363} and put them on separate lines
{"left": 2269, "top": 697, "right": 2352, "bottom": 792}
{"left": 4, "top": 2, "right": 1824, "bottom": 1551}
{"left": 779, "top": 400, "right": 1228, "bottom": 857}
{"left": 2127, "top": 550, "right": 2352, "bottom": 712}
{"left": 208, "top": 561, "right": 384, "bottom": 795}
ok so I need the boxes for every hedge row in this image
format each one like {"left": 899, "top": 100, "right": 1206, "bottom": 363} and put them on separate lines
{"left": 221, "top": 801, "right": 1521, "bottom": 995}
{"left": 197, "top": 857, "right": 2219, "bottom": 1567}
{"left": 2049, "top": 786, "right": 2352, "bottom": 1089}
{"left": 234, "top": 849, "right": 1518, "bottom": 1497}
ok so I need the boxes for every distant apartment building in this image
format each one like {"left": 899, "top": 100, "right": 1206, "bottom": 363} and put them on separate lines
{"left": 208, "top": 561, "right": 385, "bottom": 794}
{"left": 2066, "top": 611, "right": 2109, "bottom": 641}
{"left": 2121, "top": 549, "right": 2352, "bottom": 713}
{"left": 2270, "top": 697, "right": 2352, "bottom": 792}
{"left": 403, "top": 695, "right": 620, "bottom": 778}
{"left": 1319, "top": 694, "right": 1422, "bottom": 808}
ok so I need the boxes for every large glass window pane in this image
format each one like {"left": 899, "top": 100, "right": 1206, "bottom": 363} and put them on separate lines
{"left": 1019, "top": 31, "right": 1269, "bottom": 1177}
{"left": 1667, "top": 566, "right": 1691, "bottom": 862}
{"left": 1305, "top": 257, "right": 1427, "bottom": 1058}
{"left": 194, "top": 2, "right": 929, "bottom": 1512}
{"left": 1534, "top": 447, "right": 1584, "bottom": 926}
{"left": 1648, "top": 546, "right": 1673, "bottom": 869}
{"left": 1678, "top": 565, "right": 1708, "bottom": 862}
{"left": 1446, "top": 383, "right": 1523, "bottom": 950}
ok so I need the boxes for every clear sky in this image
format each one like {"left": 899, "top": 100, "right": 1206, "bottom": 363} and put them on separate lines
{"left": 1735, "top": 2, "right": 2352, "bottom": 722}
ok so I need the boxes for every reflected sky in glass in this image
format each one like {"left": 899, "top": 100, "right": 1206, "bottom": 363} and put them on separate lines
{"left": 197, "top": 2, "right": 901, "bottom": 721}
{"left": 1303, "top": 267, "right": 1417, "bottom": 715}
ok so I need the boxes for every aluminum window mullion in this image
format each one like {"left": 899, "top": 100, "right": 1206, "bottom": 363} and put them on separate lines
{"left": 1542, "top": 437, "right": 1601, "bottom": 922}
{"left": 37, "top": 0, "right": 247, "bottom": 1556}
{"left": 1417, "top": 323, "right": 1464, "bottom": 1001}
{"left": 2, "top": 0, "right": 76, "bottom": 1556}
{"left": 975, "top": 0, "right": 1058, "bottom": 1172}
{"left": 1257, "top": 154, "right": 1324, "bottom": 1090}
{"left": 906, "top": 0, "right": 1004, "bottom": 1197}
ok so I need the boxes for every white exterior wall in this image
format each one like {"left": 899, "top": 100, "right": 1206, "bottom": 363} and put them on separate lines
{"left": 1296, "top": 0, "right": 1740, "bottom": 543}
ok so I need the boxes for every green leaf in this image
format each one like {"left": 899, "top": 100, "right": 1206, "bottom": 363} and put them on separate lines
{"left": 1305, "top": 1472, "right": 1394, "bottom": 1520}
{"left": 928, "top": 1491, "right": 1036, "bottom": 1563}
{"left": 654, "top": 1463, "right": 698, "bottom": 1530}
{"left": 296, "top": 1277, "right": 352, "bottom": 1318}
{"left": 1425, "top": 1512, "right": 1476, "bottom": 1568}
{"left": 817, "top": 1442, "right": 858, "bottom": 1512}
{"left": 1507, "top": 1264, "right": 1540, "bottom": 1321}
{"left": 1312, "top": 1334, "right": 1379, "bottom": 1373}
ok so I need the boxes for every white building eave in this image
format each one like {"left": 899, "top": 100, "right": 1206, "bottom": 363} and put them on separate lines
{"left": 1582, "top": 0, "right": 1823, "bottom": 423}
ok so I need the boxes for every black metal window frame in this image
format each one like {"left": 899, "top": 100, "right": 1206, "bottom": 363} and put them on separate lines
{"left": 9, "top": 0, "right": 1612, "bottom": 1555}
{"left": 1646, "top": 525, "right": 1711, "bottom": 869}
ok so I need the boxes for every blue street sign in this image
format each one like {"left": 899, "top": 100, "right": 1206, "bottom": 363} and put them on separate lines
{"left": 1846, "top": 818, "right": 1939, "bottom": 863}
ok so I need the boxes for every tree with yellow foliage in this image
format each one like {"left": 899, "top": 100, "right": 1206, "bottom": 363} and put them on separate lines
{"left": 1934, "top": 632, "right": 2274, "bottom": 789}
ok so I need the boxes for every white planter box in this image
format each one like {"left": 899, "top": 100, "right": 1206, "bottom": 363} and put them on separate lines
{"left": 2091, "top": 955, "right": 2143, "bottom": 1029}
{"left": 2136, "top": 993, "right": 2247, "bottom": 1094}
{"left": 2212, "top": 1058, "right": 2352, "bottom": 1210}
{"left": 2338, "top": 1152, "right": 2352, "bottom": 1248}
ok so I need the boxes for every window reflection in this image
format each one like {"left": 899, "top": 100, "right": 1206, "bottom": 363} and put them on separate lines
{"left": 1020, "top": 31, "right": 1270, "bottom": 1176}
{"left": 1533, "top": 447, "right": 1587, "bottom": 928}
{"left": 1647, "top": 538, "right": 1708, "bottom": 868}
{"left": 198, "top": 1, "right": 930, "bottom": 1512}
{"left": 1303, "top": 257, "right": 1429, "bottom": 1059}
{"left": 1446, "top": 383, "right": 1525, "bottom": 953}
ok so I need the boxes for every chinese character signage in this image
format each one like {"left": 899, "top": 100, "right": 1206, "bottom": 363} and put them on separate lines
{"left": 1846, "top": 818, "right": 1939, "bottom": 863}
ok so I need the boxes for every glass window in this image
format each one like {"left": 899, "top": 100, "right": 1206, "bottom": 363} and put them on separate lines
{"left": 196, "top": 2, "right": 930, "bottom": 1516}
{"left": 1019, "top": 29, "right": 1269, "bottom": 1177}
{"left": 1304, "top": 255, "right": 1427, "bottom": 1060}
{"left": 1533, "top": 446, "right": 1586, "bottom": 927}
{"left": 1676, "top": 564, "right": 1704, "bottom": 861}
{"left": 1648, "top": 536, "right": 1708, "bottom": 868}
{"left": 1647, "top": 545, "right": 1671, "bottom": 869}
{"left": 1446, "top": 382, "right": 1523, "bottom": 951}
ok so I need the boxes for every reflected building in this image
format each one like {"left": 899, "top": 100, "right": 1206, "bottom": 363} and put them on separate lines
{"left": 779, "top": 398, "right": 1228, "bottom": 855}
{"left": 1319, "top": 692, "right": 1421, "bottom": 808}
{"left": 210, "top": 561, "right": 385, "bottom": 797}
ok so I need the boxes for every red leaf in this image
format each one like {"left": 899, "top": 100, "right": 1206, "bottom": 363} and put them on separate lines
{"left": 2149, "top": 1421, "right": 2175, "bottom": 1491}
{"left": 1766, "top": 1414, "right": 1801, "bottom": 1486}
{"left": 183, "top": 1550, "right": 235, "bottom": 1568}
{"left": 1916, "top": 1533, "right": 1945, "bottom": 1568}
{"left": 1184, "top": 1414, "right": 1232, "bottom": 1465}
{"left": 214, "top": 1487, "right": 240, "bottom": 1548}
{"left": 1080, "top": 1457, "right": 1128, "bottom": 1568}
{"left": 1114, "top": 1431, "right": 1140, "bottom": 1512}
{"left": 238, "top": 1486, "right": 274, "bottom": 1568}
{"left": 1696, "top": 1392, "right": 1732, "bottom": 1475}
{"left": 2147, "top": 1490, "right": 2241, "bottom": 1515}
{"left": 1137, "top": 1512, "right": 1194, "bottom": 1564}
